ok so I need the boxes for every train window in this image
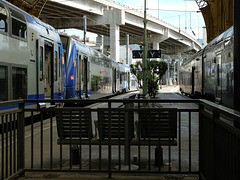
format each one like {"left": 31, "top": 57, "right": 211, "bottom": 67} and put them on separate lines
{"left": 58, "top": 47, "right": 61, "bottom": 78}
{"left": 117, "top": 70, "right": 120, "bottom": 79}
{"left": 0, "top": 3, "right": 8, "bottom": 33}
{"left": 9, "top": 8, "right": 27, "bottom": 40}
{"left": 12, "top": 67, "right": 27, "bottom": 100}
{"left": 54, "top": 51, "right": 57, "bottom": 81}
{"left": 0, "top": 66, "right": 8, "bottom": 101}
{"left": 91, "top": 75, "right": 101, "bottom": 92}
{"left": 40, "top": 46, "right": 43, "bottom": 81}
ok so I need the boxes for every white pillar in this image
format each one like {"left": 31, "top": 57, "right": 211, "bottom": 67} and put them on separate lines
{"left": 152, "top": 42, "right": 160, "bottom": 61}
{"left": 110, "top": 24, "right": 120, "bottom": 62}
{"left": 152, "top": 42, "right": 159, "bottom": 50}
{"left": 126, "top": 34, "right": 129, "bottom": 65}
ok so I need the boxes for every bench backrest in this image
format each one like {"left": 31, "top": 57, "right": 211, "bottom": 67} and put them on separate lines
{"left": 56, "top": 108, "right": 92, "bottom": 139}
{"left": 97, "top": 108, "right": 134, "bottom": 140}
{"left": 138, "top": 108, "right": 177, "bottom": 140}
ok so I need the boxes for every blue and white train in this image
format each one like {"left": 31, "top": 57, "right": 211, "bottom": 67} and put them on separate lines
{"left": 0, "top": 0, "right": 138, "bottom": 110}
{"left": 179, "top": 26, "right": 234, "bottom": 108}
{"left": 60, "top": 34, "right": 136, "bottom": 99}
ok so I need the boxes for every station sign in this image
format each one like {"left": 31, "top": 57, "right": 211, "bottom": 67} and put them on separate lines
{"left": 132, "top": 50, "right": 161, "bottom": 59}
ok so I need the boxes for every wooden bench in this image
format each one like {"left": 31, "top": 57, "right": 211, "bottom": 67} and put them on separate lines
{"left": 137, "top": 108, "right": 177, "bottom": 145}
{"left": 56, "top": 108, "right": 93, "bottom": 141}
{"left": 97, "top": 108, "right": 134, "bottom": 140}
{"left": 137, "top": 108, "right": 177, "bottom": 165}
{"left": 56, "top": 107, "right": 177, "bottom": 145}
{"left": 55, "top": 107, "right": 177, "bottom": 165}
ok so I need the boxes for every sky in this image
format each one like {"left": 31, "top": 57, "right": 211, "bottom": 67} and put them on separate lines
{"left": 62, "top": 0, "right": 206, "bottom": 42}
{"left": 114, "top": 0, "right": 205, "bottom": 39}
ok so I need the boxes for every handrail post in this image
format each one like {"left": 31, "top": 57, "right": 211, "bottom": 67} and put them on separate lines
{"left": 124, "top": 109, "right": 130, "bottom": 165}
{"left": 17, "top": 101, "right": 25, "bottom": 175}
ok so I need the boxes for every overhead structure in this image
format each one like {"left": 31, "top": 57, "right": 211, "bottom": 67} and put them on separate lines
{"left": 6, "top": 0, "right": 47, "bottom": 17}
{"left": 195, "top": 0, "right": 233, "bottom": 42}
{"left": 5, "top": 0, "right": 203, "bottom": 65}
{"left": 7, "top": 0, "right": 234, "bottom": 44}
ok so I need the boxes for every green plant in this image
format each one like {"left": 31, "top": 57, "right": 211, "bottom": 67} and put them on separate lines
{"left": 130, "top": 60, "right": 168, "bottom": 98}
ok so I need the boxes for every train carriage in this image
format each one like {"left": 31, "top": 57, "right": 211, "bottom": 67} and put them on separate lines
{"left": 0, "top": 0, "right": 138, "bottom": 110}
{"left": 90, "top": 49, "right": 114, "bottom": 97}
{"left": 0, "top": 0, "right": 65, "bottom": 110}
{"left": 60, "top": 34, "right": 91, "bottom": 99}
{"left": 179, "top": 26, "right": 234, "bottom": 108}
{"left": 60, "top": 34, "right": 137, "bottom": 100}
{"left": 179, "top": 50, "right": 203, "bottom": 98}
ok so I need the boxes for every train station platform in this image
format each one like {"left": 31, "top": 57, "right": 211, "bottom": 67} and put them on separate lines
{"left": 1, "top": 86, "right": 239, "bottom": 180}
{"left": 16, "top": 86, "right": 198, "bottom": 180}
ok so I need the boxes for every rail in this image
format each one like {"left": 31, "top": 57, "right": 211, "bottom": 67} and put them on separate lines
{"left": 0, "top": 99, "right": 240, "bottom": 179}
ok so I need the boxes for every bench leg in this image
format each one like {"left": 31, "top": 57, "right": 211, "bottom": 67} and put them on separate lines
{"left": 71, "top": 145, "right": 80, "bottom": 165}
{"left": 155, "top": 146, "right": 163, "bottom": 166}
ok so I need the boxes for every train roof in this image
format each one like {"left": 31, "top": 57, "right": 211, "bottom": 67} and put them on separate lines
{"left": 181, "top": 49, "right": 203, "bottom": 66}
{"left": 207, "top": 26, "right": 233, "bottom": 47}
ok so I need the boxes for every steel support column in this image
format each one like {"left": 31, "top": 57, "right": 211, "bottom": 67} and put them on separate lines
{"left": 234, "top": 0, "right": 240, "bottom": 128}
{"left": 143, "top": 0, "right": 148, "bottom": 96}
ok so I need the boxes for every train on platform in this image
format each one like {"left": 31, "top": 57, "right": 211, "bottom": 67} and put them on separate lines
{"left": 60, "top": 34, "right": 137, "bottom": 100}
{"left": 0, "top": 0, "right": 138, "bottom": 110}
{"left": 179, "top": 26, "right": 234, "bottom": 108}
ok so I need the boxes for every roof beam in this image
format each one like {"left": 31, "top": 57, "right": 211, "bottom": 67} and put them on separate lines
{"left": 196, "top": 0, "right": 233, "bottom": 42}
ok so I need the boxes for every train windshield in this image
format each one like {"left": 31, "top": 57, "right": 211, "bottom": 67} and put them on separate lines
{"left": 60, "top": 35, "right": 69, "bottom": 71}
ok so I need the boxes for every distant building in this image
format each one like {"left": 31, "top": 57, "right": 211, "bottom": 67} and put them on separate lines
{"left": 120, "top": 44, "right": 141, "bottom": 65}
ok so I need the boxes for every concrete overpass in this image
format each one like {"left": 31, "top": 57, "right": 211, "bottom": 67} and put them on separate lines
{"left": 7, "top": 0, "right": 202, "bottom": 62}
{"left": 40, "top": 0, "right": 202, "bottom": 62}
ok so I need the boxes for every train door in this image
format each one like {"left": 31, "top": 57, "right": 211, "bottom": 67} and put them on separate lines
{"left": 38, "top": 39, "right": 54, "bottom": 99}
{"left": 54, "top": 43, "right": 61, "bottom": 99}
{"left": 58, "top": 44, "right": 64, "bottom": 98}
{"left": 216, "top": 53, "right": 222, "bottom": 102}
{"left": 128, "top": 71, "right": 130, "bottom": 90}
{"left": 83, "top": 56, "right": 88, "bottom": 98}
{"left": 44, "top": 43, "right": 54, "bottom": 99}
{"left": 75, "top": 53, "right": 82, "bottom": 98}
{"left": 112, "top": 68, "right": 116, "bottom": 93}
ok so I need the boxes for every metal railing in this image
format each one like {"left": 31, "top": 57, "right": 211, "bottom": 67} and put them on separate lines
{"left": 0, "top": 99, "right": 240, "bottom": 179}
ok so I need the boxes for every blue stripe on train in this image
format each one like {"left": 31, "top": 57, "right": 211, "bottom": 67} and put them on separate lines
{"left": 0, "top": 93, "right": 63, "bottom": 111}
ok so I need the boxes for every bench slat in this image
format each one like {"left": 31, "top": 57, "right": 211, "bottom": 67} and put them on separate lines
{"left": 57, "top": 139, "right": 177, "bottom": 146}
{"left": 138, "top": 108, "right": 177, "bottom": 139}
{"left": 56, "top": 108, "right": 92, "bottom": 139}
{"left": 97, "top": 108, "right": 134, "bottom": 140}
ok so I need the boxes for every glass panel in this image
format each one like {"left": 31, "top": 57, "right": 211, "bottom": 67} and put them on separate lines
{"left": 91, "top": 76, "right": 110, "bottom": 92}
{"left": 0, "top": 3, "right": 8, "bottom": 33}
{"left": 55, "top": 51, "right": 57, "bottom": 81}
{"left": 58, "top": 47, "right": 61, "bottom": 78}
{"left": 0, "top": 66, "right": 8, "bottom": 101}
{"left": 76, "top": 53, "right": 79, "bottom": 82}
{"left": 9, "top": 8, "right": 25, "bottom": 22}
{"left": 12, "top": 18, "right": 27, "bottom": 39}
{"left": 91, "top": 76, "right": 102, "bottom": 92}
{"left": 40, "top": 46, "right": 43, "bottom": 81}
{"left": 12, "top": 67, "right": 27, "bottom": 100}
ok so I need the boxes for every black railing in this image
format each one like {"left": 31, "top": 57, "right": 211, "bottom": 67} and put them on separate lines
{"left": 0, "top": 99, "right": 240, "bottom": 179}
{"left": 199, "top": 100, "right": 240, "bottom": 180}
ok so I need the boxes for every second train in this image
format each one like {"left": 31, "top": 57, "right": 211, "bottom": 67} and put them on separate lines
{"left": 179, "top": 26, "right": 234, "bottom": 108}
